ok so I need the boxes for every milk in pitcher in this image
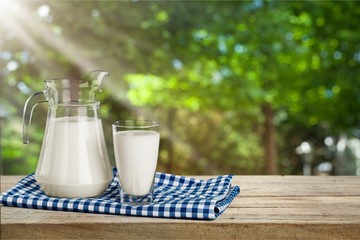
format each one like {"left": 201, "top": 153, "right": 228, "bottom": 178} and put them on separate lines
{"left": 35, "top": 116, "right": 112, "bottom": 198}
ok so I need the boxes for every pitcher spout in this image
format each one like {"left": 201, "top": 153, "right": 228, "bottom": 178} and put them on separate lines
{"left": 80, "top": 70, "right": 110, "bottom": 89}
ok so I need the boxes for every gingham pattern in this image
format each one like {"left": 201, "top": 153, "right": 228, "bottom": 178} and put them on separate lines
{"left": 0, "top": 168, "right": 240, "bottom": 220}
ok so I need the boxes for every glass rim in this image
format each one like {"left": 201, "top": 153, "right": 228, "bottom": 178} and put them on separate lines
{"left": 113, "top": 120, "right": 160, "bottom": 128}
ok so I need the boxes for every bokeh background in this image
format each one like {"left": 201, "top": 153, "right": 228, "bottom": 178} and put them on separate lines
{"left": 1, "top": 0, "right": 360, "bottom": 176}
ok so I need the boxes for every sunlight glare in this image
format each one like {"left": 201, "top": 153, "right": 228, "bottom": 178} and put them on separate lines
{"left": 0, "top": 0, "right": 98, "bottom": 74}
{"left": 37, "top": 4, "right": 52, "bottom": 22}
{"left": 0, "top": 0, "right": 19, "bottom": 27}
{"left": 6, "top": 60, "right": 19, "bottom": 71}
{"left": 37, "top": 5, "right": 50, "bottom": 18}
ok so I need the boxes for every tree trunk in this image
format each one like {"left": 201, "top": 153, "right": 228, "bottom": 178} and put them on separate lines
{"left": 262, "top": 103, "right": 277, "bottom": 174}
{"left": 166, "top": 108, "right": 176, "bottom": 173}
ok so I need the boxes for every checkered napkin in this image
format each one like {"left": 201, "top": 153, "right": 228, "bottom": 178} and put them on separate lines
{"left": 0, "top": 168, "right": 240, "bottom": 220}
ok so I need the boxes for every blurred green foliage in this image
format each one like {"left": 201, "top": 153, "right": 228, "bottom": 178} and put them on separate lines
{"left": 1, "top": 1, "right": 359, "bottom": 175}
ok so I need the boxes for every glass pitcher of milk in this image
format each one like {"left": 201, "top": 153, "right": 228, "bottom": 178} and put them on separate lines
{"left": 22, "top": 70, "right": 113, "bottom": 198}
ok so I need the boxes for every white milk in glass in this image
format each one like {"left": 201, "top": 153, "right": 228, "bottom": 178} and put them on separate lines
{"left": 35, "top": 116, "right": 112, "bottom": 198}
{"left": 113, "top": 130, "right": 160, "bottom": 196}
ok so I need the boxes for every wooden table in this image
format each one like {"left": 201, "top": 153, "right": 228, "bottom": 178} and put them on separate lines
{"left": 1, "top": 175, "right": 360, "bottom": 239}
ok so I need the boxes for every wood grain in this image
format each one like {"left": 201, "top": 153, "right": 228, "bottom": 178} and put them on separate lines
{"left": 1, "top": 175, "right": 360, "bottom": 239}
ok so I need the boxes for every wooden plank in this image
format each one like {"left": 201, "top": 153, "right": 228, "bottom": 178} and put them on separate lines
{"left": 1, "top": 176, "right": 23, "bottom": 192}
{"left": 3, "top": 176, "right": 360, "bottom": 197}
{"left": 2, "top": 202, "right": 359, "bottom": 225}
{"left": 1, "top": 175, "right": 360, "bottom": 239}
{"left": 234, "top": 176, "right": 360, "bottom": 197}
{"left": 232, "top": 196, "right": 360, "bottom": 208}
{"left": 1, "top": 207, "right": 360, "bottom": 239}
{"left": 1, "top": 220, "right": 359, "bottom": 239}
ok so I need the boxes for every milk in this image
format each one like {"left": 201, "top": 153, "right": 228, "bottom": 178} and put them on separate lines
{"left": 35, "top": 116, "right": 112, "bottom": 198}
{"left": 113, "top": 130, "right": 160, "bottom": 196}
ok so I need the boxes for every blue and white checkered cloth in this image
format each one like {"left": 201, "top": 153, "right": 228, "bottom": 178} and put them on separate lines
{"left": 0, "top": 168, "right": 240, "bottom": 220}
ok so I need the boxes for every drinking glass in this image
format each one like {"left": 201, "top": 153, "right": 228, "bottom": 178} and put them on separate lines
{"left": 112, "top": 120, "right": 160, "bottom": 205}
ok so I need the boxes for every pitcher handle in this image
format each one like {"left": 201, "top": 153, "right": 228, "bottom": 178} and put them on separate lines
{"left": 22, "top": 91, "right": 47, "bottom": 144}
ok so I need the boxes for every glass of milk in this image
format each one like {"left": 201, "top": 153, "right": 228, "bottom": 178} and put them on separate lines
{"left": 112, "top": 120, "right": 160, "bottom": 205}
